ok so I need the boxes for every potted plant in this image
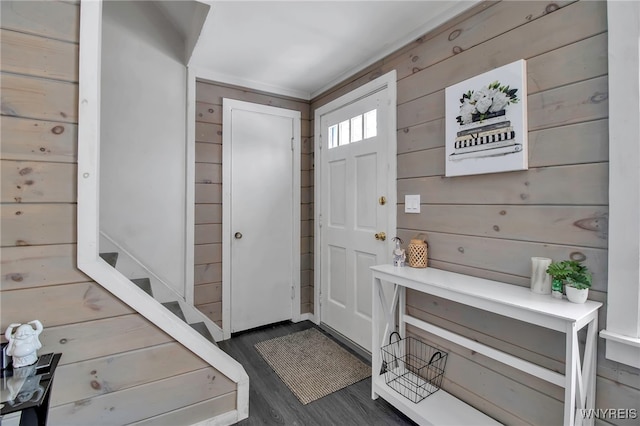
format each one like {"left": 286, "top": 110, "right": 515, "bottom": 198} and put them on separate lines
{"left": 546, "top": 260, "right": 592, "bottom": 303}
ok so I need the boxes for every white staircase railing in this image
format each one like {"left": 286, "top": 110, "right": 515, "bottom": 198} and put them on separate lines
{"left": 77, "top": 1, "right": 248, "bottom": 424}
{"left": 99, "top": 231, "right": 224, "bottom": 342}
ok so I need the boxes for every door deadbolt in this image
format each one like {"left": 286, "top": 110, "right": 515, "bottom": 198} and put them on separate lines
{"left": 375, "top": 232, "right": 386, "bottom": 241}
{"left": 234, "top": 232, "right": 243, "bottom": 239}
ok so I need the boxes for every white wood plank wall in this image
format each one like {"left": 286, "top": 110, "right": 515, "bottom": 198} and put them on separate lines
{"left": 193, "top": 81, "right": 313, "bottom": 320}
{"left": 311, "top": 1, "right": 640, "bottom": 424}
{"left": 0, "top": 1, "right": 236, "bottom": 424}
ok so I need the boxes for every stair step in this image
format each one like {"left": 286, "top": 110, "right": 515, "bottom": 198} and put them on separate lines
{"left": 99, "top": 252, "right": 118, "bottom": 267}
{"left": 97, "top": 252, "right": 218, "bottom": 346}
{"left": 190, "top": 322, "right": 216, "bottom": 345}
{"left": 162, "top": 301, "right": 186, "bottom": 322}
{"left": 130, "top": 278, "right": 153, "bottom": 297}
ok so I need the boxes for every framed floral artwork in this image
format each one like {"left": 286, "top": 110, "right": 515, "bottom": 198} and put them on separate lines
{"left": 444, "top": 59, "right": 528, "bottom": 177}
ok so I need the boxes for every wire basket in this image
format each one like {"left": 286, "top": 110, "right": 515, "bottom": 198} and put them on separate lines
{"left": 380, "top": 333, "right": 447, "bottom": 404}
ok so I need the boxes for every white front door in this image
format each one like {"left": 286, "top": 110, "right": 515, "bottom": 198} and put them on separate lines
{"left": 316, "top": 72, "right": 396, "bottom": 352}
{"left": 223, "top": 99, "right": 300, "bottom": 336}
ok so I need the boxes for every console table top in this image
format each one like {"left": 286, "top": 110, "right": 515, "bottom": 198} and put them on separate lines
{"left": 371, "top": 264, "right": 602, "bottom": 324}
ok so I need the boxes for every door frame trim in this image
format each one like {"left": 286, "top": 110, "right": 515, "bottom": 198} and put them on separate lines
{"left": 313, "top": 70, "right": 398, "bottom": 328}
{"left": 222, "top": 98, "right": 301, "bottom": 339}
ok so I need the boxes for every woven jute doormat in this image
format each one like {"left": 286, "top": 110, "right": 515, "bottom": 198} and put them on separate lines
{"left": 254, "top": 328, "right": 371, "bottom": 404}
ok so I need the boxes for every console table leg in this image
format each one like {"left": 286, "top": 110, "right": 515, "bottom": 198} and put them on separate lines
{"left": 399, "top": 286, "right": 406, "bottom": 339}
{"left": 565, "top": 322, "right": 578, "bottom": 426}
{"left": 583, "top": 317, "right": 598, "bottom": 426}
{"left": 372, "top": 277, "right": 381, "bottom": 400}
{"left": 570, "top": 316, "right": 598, "bottom": 426}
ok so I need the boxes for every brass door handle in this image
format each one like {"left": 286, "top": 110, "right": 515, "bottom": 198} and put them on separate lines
{"left": 375, "top": 232, "right": 386, "bottom": 241}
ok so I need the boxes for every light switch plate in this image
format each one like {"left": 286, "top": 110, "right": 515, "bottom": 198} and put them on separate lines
{"left": 405, "top": 194, "right": 420, "bottom": 213}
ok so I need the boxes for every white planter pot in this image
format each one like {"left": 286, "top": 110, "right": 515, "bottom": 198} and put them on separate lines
{"left": 565, "top": 286, "right": 589, "bottom": 304}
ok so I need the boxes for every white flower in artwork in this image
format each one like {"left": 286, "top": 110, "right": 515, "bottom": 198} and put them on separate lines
{"left": 475, "top": 96, "right": 493, "bottom": 114}
{"left": 471, "top": 86, "right": 492, "bottom": 102}
{"left": 459, "top": 99, "right": 476, "bottom": 124}
{"left": 489, "top": 90, "right": 510, "bottom": 113}
{"left": 456, "top": 80, "right": 519, "bottom": 125}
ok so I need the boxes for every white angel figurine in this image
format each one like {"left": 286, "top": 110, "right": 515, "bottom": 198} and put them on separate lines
{"left": 5, "top": 320, "right": 43, "bottom": 368}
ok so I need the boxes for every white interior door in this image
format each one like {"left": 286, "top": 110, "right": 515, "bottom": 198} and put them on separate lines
{"left": 317, "top": 77, "right": 395, "bottom": 352}
{"left": 223, "top": 99, "right": 300, "bottom": 336}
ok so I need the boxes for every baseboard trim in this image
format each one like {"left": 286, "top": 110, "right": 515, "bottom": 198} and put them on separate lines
{"left": 297, "top": 313, "right": 314, "bottom": 322}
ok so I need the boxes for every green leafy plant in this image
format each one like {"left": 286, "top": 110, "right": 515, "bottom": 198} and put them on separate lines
{"left": 546, "top": 260, "right": 592, "bottom": 290}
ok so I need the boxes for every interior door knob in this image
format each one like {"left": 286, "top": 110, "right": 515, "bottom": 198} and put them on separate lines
{"left": 375, "top": 232, "right": 386, "bottom": 241}
{"left": 234, "top": 232, "right": 243, "bottom": 239}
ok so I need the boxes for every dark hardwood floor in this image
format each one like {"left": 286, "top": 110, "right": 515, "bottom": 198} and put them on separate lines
{"left": 218, "top": 321, "right": 416, "bottom": 426}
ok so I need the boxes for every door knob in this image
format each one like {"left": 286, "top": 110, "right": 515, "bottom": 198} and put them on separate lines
{"left": 234, "top": 232, "right": 243, "bottom": 239}
{"left": 375, "top": 232, "right": 386, "bottom": 241}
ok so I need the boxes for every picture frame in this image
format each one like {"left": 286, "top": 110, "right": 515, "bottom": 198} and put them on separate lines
{"left": 444, "top": 59, "right": 528, "bottom": 177}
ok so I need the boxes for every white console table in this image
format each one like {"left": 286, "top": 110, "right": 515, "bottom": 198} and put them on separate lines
{"left": 371, "top": 264, "right": 602, "bottom": 426}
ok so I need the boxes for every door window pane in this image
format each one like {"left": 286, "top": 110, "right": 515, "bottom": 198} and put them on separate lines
{"left": 350, "top": 115, "right": 363, "bottom": 142}
{"left": 364, "top": 109, "right": 377, "bottom": 139}
{"left": 328, "top": 109, "right": 377, "bottom": 149}
{"left": 328, "top": 124, "right": 338, "bottom": 149}
{"left": 339, "top": 120, "right": 350, "bottom": 146}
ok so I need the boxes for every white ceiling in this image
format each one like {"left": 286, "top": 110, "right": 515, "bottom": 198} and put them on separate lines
{"left": 187, "top": 1, "right": 478, "bottom": 100}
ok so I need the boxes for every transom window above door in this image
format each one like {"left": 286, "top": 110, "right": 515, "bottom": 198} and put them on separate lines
{"left": 328, "top": 109, "right": 377, "bottom": 149}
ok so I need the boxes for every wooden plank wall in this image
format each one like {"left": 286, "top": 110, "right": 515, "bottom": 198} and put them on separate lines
{"left": 311, "top": 1, "right": 640, "bottom": 425}
{"left": 194, "top": 81, "right": 313, "bottom": 321}
{"left": 0, "top": 2, "right": 236, "bottom": 424}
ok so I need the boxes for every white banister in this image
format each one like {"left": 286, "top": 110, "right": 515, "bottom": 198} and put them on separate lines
{"left": 77, "top": 1, "right": 248, "bottom": 423}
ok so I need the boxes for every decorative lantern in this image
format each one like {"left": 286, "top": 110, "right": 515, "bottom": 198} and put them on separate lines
{"left": 407, "top": 235, "right": 428, "bottom": 268}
